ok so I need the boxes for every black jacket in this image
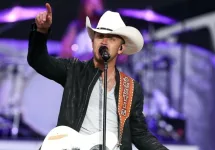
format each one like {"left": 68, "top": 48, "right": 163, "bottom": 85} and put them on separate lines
{"left": 27, "top": 28, "right": 168, "bottom": 150}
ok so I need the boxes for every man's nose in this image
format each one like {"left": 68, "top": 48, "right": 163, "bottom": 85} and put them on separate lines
{"left": 101, "top": 37, "right": 108, "bottom": 44}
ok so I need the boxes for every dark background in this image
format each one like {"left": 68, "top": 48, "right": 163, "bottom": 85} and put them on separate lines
{"left": 1, "top": 0, "right": 215, "bottom": 42}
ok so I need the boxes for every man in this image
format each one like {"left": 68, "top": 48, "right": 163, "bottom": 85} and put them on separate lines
{"left": 28, "top": 3, "right": 168, "bottom": 150}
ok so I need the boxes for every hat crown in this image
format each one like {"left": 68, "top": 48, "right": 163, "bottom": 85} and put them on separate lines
{"left": 96, "top": 11, "right": 126, "bottom": 31}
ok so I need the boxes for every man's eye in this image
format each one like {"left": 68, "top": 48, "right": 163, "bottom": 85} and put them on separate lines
{"left": 98, "top": 35, "right": 103, "bottom": 38}
{"left": 110, "top": 36, "right": 117, "bottom": 41}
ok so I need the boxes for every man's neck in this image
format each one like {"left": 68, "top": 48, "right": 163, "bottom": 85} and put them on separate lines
{"left": 94, "top": 58, "right": 115, "bottom": 69}
{"left": 93, "top": 58, "right": 116, "bottom": 78}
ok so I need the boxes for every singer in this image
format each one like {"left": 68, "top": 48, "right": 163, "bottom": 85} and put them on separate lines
{"left": 28, "top": 3, "right": 168, "bottom": 150}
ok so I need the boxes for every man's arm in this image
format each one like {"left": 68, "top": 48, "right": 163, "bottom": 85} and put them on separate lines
{"left": 28, "top": 29, "right": 76, "bottom": 86}
{"left": 130, "top": 83, "right": 169, "bottom": 150}
{"left": 27, "top": 3, "right": 76, "bottom": 86}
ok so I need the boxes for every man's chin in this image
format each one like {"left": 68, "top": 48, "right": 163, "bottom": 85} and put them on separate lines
{"left": 94, "top": 56, "right": 104, "bottom": 64}
{"left": 94, "top": 54, "right": 114, "bottom": 64}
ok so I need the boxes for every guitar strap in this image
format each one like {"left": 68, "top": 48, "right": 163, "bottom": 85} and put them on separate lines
{"left": 117, "top": 72, "right": 134, "bottom": 146}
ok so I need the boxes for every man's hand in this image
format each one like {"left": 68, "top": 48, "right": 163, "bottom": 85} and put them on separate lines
{"left": 35, "top": 3, "right": 52, "bottom": 34}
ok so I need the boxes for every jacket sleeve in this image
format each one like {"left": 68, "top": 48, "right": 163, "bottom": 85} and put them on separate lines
{"left": 130, "top": 83, "right": 169, "bottom": 150}
{"left": 27, "top": 25, "right": 76, "bottom": 87}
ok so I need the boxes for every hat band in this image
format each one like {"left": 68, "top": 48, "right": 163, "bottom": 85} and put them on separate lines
{"left": 96, "top": 27, "right": 113, "bottom": 31}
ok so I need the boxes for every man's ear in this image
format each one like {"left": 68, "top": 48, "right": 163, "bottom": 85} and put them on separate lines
{"left": 120, "top": 45, "right": 123, "bottom": 50}
{"left": 118, "top": 44, "right": 125, "bottom": 54}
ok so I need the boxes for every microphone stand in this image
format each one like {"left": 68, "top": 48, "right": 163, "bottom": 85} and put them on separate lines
{"left": 103, "top": 60, "right": 108, "bottom": 150}
{"left": 100, "top": 47, "right": 110, "bottom": 150}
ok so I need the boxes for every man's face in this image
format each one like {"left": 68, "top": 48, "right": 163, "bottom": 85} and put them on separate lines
{"left": 92, "top": 32, "right": 124, "bottom": 63}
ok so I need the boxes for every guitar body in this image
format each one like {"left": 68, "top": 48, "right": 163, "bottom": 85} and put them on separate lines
{"left": 40, "top": 126, "right": 119, "bottom": 150}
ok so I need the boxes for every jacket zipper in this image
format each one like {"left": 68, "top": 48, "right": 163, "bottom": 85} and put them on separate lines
{"left": 76, "top": 69, "right": 100, "bottom": 130}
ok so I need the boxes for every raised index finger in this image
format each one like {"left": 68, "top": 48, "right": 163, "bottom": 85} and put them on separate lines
{"left": 45, "top": 3, "right": 52, "bottom": 15}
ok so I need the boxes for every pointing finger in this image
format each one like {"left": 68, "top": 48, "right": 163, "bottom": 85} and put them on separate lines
{"left": 46, "top": 3, "right": 52, "bottom": 16}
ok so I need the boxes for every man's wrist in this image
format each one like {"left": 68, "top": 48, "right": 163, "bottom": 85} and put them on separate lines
{"left": 31, "top": 22, "right": 52, "bottom": 36}
{"left": 37, "top": 28, "right": 49, "bottom": 34}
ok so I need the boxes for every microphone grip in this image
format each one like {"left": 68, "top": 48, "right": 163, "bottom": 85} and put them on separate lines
{"left": 102, "top": 51, "right": 110, "bottom": 59}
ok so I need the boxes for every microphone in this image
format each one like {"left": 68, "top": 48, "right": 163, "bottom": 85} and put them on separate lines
{"left": 99, "top": 46, "right": 110, "bottom": 61}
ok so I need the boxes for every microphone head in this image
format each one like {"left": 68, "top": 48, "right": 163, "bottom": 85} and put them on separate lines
{"left": 99, "top": 46, "right": 107, "bottom": 56}
{"left": 99, "top": 46, "right": 110, "bottom": 61}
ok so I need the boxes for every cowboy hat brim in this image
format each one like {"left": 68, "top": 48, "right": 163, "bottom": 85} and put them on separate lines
{"left": 86, "top": 16, "right": 144, "bottom": 55}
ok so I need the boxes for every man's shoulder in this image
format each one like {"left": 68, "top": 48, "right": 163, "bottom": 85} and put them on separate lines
{"left": 65, "top": 58, "right": 94, "bottom": 70}
{"left": 65, "top": 57, "right": 88, "bottom": 65}
{"left": 118, "top": 71, "right": 142, "bottom": 87}
{"left": 118, "top": 71, "right": 136, "bottom": 82}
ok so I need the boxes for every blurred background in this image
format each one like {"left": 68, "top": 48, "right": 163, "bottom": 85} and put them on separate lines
{"left": 0, "top": 0, "right": 215, "bottom": 150}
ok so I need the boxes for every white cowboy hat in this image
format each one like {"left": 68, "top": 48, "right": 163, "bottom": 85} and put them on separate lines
{"left": 86, "top": 10, "right": 144, "bottom": 55}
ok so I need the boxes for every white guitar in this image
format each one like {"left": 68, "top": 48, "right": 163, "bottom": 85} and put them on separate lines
{"left": 40, "top": 126, "right": 120, "bottom": 150}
